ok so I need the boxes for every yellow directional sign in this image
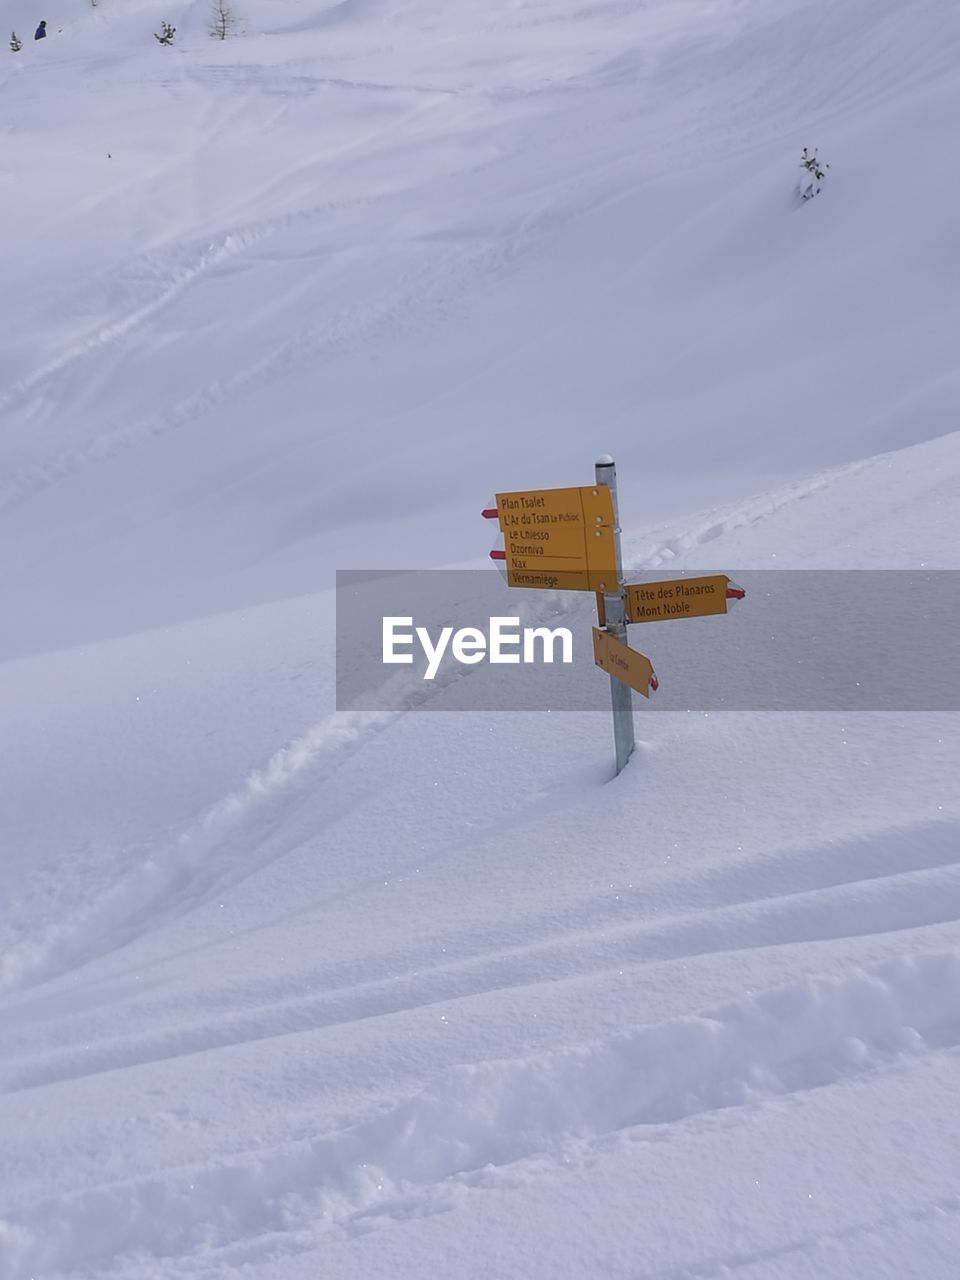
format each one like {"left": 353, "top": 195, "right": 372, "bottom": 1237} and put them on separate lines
{"left": 592, "top": 628, "right": 658, "bottom": 698}
{"left": 624, "top": 574, "right": 731, "bottom": 624}
{"left": 496, "top": 485, "right": 617, "bottom": 592}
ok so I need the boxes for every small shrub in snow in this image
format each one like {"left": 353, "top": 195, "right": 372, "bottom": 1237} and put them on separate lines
{"left": 798, "top": 146, "right": 829, "bottom": 201}
{"left": 209, "top": 0, "right": 238, "bottom": 39}
{"left": 154, "top": 21, "right": 176, "bottom": 45}
{"left": 10, "top": 31, "right": 23, "bottom": 51}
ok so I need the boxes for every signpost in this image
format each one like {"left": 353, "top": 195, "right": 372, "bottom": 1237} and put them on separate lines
{"left": 593, "top": 456, "right": 635, "bottom": 774}
{"left": 592, "top": 628, "right": 658, "bottom": 697}
{"left": 625, "top": 574, "right": 736, "bottom": 624}
{"left": 482, "top": 457, "right": 745, "bottom": 778}
{"left": 493, "top": 484, "right": 617, "bottom": 592}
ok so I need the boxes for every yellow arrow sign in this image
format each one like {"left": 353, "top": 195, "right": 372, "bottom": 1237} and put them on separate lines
{"left": 497, "top": 485, "right": 617, "bottom": 592}
{"left": 624, "top": 574, "right": 732, "bottom": 624}
{"left": 592, "top": 628, "right": 658, "bottom": 698}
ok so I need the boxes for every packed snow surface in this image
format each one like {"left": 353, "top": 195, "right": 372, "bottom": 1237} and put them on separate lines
{"left": 2, "top": 0, "right": 960, "bottom": 1275}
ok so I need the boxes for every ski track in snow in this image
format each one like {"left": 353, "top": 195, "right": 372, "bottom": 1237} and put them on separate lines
{"left": 0, "top": 230, "right": 264, "bottom": 417}
{"left": 632, "top": 459, "right": 873, "bottom": 568}
{"left": 4, "top": 816, "right": 960, "bottom": 1097}
{"left": 0, "top": 86, "right": 458, "bottom": 428}
{"left": 0, "top": 709, "right": 395, "bottom": 995}
{"left": 9, "top": 0, "right": 959, "bottom": 518}
{"left": 0, "top": 605, "right": 536, "bottom": 994}
{"left": 2, "top": 950, "right": 960, "bottom": 1278}
{"left": 0, "top": 214, "right": 549, "bottom": 518}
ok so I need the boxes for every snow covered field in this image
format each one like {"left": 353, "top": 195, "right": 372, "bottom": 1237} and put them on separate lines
{"left": 2, "top": 0, "right": 960, "bottom": 1275}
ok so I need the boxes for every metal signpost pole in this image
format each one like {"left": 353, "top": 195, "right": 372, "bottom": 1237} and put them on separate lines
{"left": 595, "top": 455, "right": 635, "bottom": 774}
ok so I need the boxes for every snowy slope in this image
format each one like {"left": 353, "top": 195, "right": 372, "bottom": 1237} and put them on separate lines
{"left": 3, "top": 0, "right": 960, "bottom": 653}
{"left": 2, "top": 0, "right": 960, "bottom": 1276}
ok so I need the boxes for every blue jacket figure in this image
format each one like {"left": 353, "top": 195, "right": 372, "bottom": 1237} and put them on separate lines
{"left": 35, "top": 20, "right": 47, "bottom": 38}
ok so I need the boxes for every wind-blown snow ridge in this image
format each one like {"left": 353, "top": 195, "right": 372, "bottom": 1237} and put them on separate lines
{"left": 1, "top": 949, "right": 957, "bottom": 1279}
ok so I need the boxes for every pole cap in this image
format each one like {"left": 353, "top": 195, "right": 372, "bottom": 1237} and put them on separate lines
{"left": 595, "top": 453, "right": 615, "bottom": 466}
